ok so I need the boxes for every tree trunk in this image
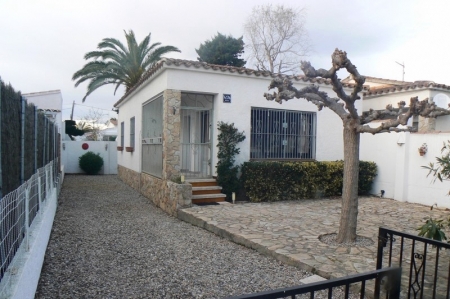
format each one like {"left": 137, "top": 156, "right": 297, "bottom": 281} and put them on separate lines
{"left": 336, "top": 125, "right": 360, "bottom": 243}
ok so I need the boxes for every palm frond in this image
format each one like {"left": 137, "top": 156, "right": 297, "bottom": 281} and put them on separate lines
{"left": 73, "top": 29, "right": 181, "bottom": 101}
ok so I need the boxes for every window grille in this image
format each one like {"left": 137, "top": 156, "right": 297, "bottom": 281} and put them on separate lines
{"left": 250, "top": 107, "right": 316, "bottom": 160}
{"left": 120, "top": 122, "right": 124, "bottom": 147}
{"left": 130, "top": 117, "right": 135, "bottom": 148}
{"left": 142, "top": 96, "right": 163, "bottom": 177}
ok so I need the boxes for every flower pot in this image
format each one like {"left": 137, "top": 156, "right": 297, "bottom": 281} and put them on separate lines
{"left": 126, "top": 146, "right": 134, "bottom": 152}
{"left": 419, "top": 152, "right": 425, "bottom": 156}
{"left": 117, "top": 146, "right": 123, "bottom": 151}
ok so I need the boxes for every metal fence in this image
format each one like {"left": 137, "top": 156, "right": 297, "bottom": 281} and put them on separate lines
{"left": 227, "top": 267, "right": 402, "bottom": 299}
{"left": 0, "top": 160, "right": 59, "bottom": 284}
{"left": 377, "top": 227, "right": 450, "bottom": 299}
{"left": 0, "top": 78, "right": 60, "bottom": 198}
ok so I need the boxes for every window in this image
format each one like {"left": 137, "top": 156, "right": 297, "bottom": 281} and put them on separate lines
{"left": 251, "top": 107, "right": 316, "bottom": 160}
{"left": 120, "top": 122, "right": 124, "bottom": 147}
{"left": 130, "top": 117, "right": 135, "bottom": 148}
{"left": 142, "top": 96, "right": 163, "bottom": 177}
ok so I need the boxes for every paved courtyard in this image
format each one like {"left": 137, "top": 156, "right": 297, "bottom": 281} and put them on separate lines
{"left": 179, "top": 197, "right": 450, "bottom": 280}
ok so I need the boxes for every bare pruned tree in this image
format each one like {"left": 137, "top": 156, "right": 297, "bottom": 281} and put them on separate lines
{"left": 80, "top": 109, "right": 108, "bottom": 141}
{"left": 264, "top": 49, "right": 450, "bottom": 243}
{"left": 244, "top": 4, "right": 311, "bottom": 74}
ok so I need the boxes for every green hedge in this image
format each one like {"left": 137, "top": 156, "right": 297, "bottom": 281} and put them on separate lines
{"left": 241, "top": 161, "right": 377, "bottom": 202}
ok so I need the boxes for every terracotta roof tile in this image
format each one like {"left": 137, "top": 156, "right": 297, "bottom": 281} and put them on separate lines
{"left": 364, "top": 81, "right": 450, "bottom": 96}
{"left": 114, "top": 58, "right": 365, "bottom": 107}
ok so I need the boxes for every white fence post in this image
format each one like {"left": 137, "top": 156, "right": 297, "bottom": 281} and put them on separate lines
{"left": 45, "top": 165, "right": 50, "bottom": 198}
{"left": 49, "top": 164, "right": 53, "bottom": 192}
{"left": 38, "top": 171, "right": 43, "bottom": 216}
{"left": 24, "top": 184, "right": 30, "bottom": 252}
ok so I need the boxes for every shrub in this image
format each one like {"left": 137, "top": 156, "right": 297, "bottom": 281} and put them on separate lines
{"left": 241, "top": 160, "right": 377, "bottom": 202}
{"left": 216, "top": 122, "right": 245, "bottom": 200}
{"left": 418, "top": 141, "right": 450, "bottom": 241}
{"left": 79, "top": 151, "right": 104, "bottom": 175}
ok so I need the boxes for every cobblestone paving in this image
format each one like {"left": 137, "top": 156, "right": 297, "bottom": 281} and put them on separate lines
{"left": 179, "top": 197, "right": 450, "bottom": 284}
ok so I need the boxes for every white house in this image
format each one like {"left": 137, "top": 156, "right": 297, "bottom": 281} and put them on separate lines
{"left": 22, "top": 90, "right": 63, "bottom": 132}
{"left": 355, "top": 76, "right": 450, "bottom": 208}
{"left": 113, "top": 59, "right": 362, "bottom": 215}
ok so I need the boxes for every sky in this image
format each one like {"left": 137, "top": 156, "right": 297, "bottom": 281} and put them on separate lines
{"left": 2, "top": 0, "right": 450, "bottom": 121}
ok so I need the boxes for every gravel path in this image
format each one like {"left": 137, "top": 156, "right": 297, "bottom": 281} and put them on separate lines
{"left": 36, "top": 175, "right": 313, "bottom": 298}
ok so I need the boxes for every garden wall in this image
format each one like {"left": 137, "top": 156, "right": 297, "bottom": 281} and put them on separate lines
{"left": 361, "top": 131, "right": 450, "bottom": 208}
{"left": 118, "top": 166, "right": 191, "bottom": 216}
{"left": 62, "top": 141, "right": 117, "bottom": 174}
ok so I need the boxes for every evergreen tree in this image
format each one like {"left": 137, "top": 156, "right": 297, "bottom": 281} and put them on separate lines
{"left": 196, "top": 33, "right": 246, "bottom": 67}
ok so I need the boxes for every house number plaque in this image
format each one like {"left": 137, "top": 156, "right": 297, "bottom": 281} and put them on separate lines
{"left": 223, "top": 94, "right": 231, "bottom": 103}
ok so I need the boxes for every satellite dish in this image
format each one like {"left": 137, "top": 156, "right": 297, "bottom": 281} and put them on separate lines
{"left": 433, "top": 93, "right": 450, "bottom": 108}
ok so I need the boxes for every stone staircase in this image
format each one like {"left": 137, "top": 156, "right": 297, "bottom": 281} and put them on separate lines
{"left": 186, "top": 178, "right": 226, "bottom": 204}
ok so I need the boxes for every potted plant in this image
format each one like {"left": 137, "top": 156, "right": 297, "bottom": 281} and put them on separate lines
{"left": 418, "top": 143, "right": 427, "bottom": 156}
{"left": 126, "top": 146, "right": 134, "bottom": 152}
{"left": 117, "top": 146, "right": 123, "bottom": 151}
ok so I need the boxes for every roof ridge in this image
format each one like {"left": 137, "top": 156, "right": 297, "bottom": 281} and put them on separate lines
{"left": 365, "top": 81, "right": 450, "bottom": 96}
{"left": 114, "top": 59, "right": 365, "bottom": 107}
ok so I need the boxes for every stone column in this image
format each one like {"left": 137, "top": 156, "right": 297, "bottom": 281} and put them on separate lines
{"left": 418, "top": 116, "right": 436, "bottom": 132}
{"left": 162, "top": 89, "right": 181, "bottom": 180}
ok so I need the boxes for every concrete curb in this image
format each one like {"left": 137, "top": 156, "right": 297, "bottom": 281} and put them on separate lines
{"left": 177, "top": 209, "right": 324, "bottom": 277}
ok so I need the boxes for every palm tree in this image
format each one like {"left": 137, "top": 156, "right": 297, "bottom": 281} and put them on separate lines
{"left": 73, "top": 30, "right": 181, "bottom": 102}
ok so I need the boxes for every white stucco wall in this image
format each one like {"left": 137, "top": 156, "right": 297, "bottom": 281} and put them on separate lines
{"left": 61, "top": 141, "right": 117, "bottom": 174}
{"left": 165, "top": 68, "right": 354, "bottom": 168}
{"left": 116, "top": 66, "right": 362, "bottom": 175}
{"left": 363, "top": 89, "right": 431, "bottom": 112}
{"left": 116, "top": 70, "right": 168, "bottom": 173}
{"left": 361, "top": 130, "right": 450, "bottom": 208}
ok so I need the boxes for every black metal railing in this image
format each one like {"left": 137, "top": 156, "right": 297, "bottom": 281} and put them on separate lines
{"left": 377, "top": 227, "right": 450, "bottom": 299}
{"left": 226, "top": 267, "right": 402, "bottom": 299}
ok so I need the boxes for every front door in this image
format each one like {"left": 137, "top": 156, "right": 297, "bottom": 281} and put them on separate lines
{"left": 180, "top": 93, "right": 213, "bottom": 178}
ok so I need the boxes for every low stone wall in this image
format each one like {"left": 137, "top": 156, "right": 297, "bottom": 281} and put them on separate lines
{"left": 118, "top": 166, "right": 192, "bottom": 216}
{"left": 118, "top": 165, "right": 140, "bottom": 191}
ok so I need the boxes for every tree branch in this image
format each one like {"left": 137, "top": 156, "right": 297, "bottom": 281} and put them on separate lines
{"left": 264, "top": 77, "right": 349, "bottom": 119}
{"left": 300, "top": 49, "right": 364, "bottom": 119}
{"left": 359, "top": 97, "right": 450, "bottom": 134}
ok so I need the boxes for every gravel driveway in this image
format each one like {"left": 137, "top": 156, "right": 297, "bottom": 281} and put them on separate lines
{"left": 35, "top": 175, "right": 311, "bottom": 298}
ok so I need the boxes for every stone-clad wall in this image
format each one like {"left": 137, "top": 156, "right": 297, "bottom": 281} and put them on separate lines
{"left": 118, "top": 166, "right": 192, "bottom": 217}
{"left": 162, "top": 89, "right": 181, "bottom": 180}
{"left": 118, "top": 165, "right": 140, "bottom": 191}
{"left": 117, "top": 89, "right": 190, "bottom": 216}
